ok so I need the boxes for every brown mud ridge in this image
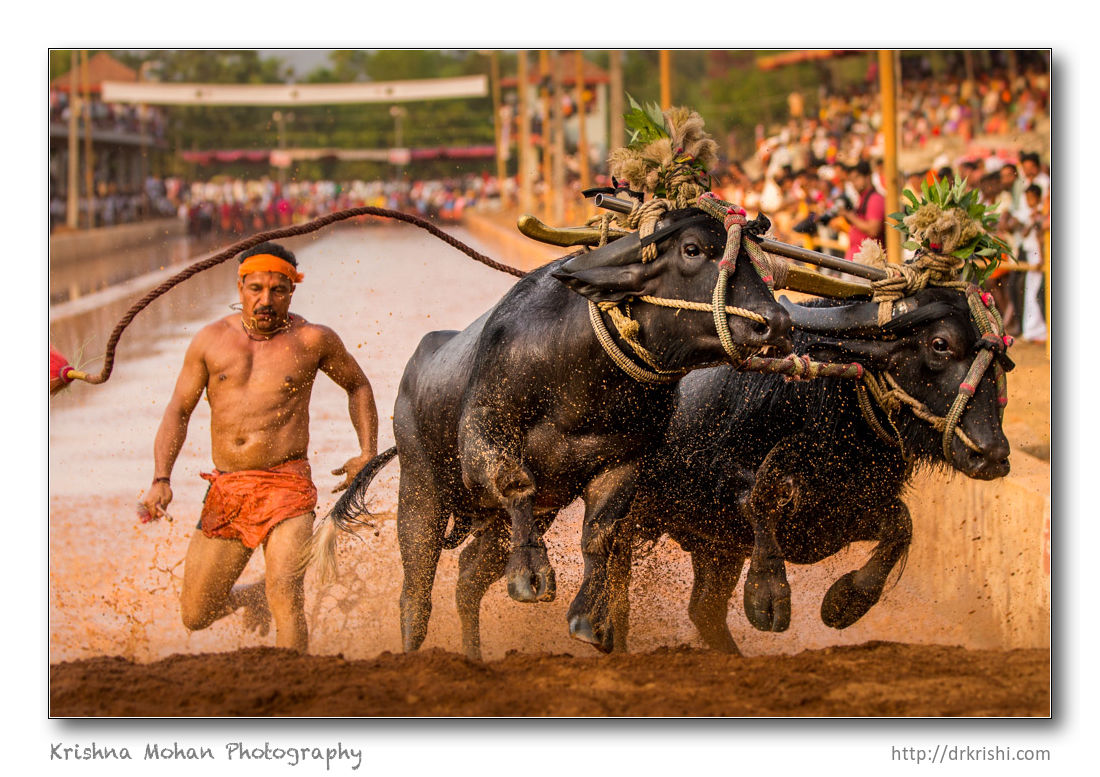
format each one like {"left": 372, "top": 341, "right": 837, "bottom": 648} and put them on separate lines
{"left": 51, "top": 641, "right": 1049, "bottom": 717}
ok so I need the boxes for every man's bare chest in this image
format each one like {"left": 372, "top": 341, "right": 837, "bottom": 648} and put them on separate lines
{"left": 205, "top": 340, "right": 320, "bottom": 399}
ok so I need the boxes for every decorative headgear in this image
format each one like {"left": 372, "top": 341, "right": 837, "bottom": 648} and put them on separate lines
{"left": 238, "top": 254, "right": 304, "bottom": 283}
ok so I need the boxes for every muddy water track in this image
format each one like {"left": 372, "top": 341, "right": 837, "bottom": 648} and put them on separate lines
{"left": 48, "top": 220, "right": 1050, "bottom": 716}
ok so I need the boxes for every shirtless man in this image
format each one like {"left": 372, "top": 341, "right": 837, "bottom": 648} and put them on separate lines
{"left": 140, "top": 241, "right": 378, "bottom": 652}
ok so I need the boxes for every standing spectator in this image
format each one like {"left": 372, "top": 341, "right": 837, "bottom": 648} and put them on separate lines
{"left": 838, "top": 160, "right": 885, "bottom": 261}
{"left": 979, "top": 172, "right": 1020, "bottom": 335}
{"left": 1018, "top": 151, "right": 1050, "bottom": 198}
{"left": 1015, "top": 184, "right": 1047, "bottom": 343}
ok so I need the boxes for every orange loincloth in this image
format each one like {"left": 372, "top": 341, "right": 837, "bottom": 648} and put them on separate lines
{"left": 199, "top": 459, "right": 317, "bottom": 548}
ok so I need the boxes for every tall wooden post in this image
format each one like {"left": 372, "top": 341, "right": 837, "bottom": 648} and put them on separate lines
{"left": 517, "top": 50, "right": 534, "bottom": 214}
{"left": 540, "top": 51, "right": 552, "bottom": 216}
{"left": 490, "top": 51, "right": 506, "bottom": 192}
{"left": 609, "top": 50, "right": 624, "bottom": 154}
{"left": 878, "top": 49, "right": 901, "bottom": 264}
{"left": 575, "top": 50, "right": 591, "bottom": 191}
{"left": 81, "top": 50, "right": 94, "bottom": 229}
{"left": 66, "top": 51, "right": 79, "bottom": 230}
{"left": 551, "top": 54, "right": 566, "bottom": 224}
{"left": 659, "top": 50, "right": 671, "bottom": 110}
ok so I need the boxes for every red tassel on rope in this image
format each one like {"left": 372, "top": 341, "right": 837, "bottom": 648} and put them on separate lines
{"left": 50, "top": 344, "right": 76, "bottom": 396}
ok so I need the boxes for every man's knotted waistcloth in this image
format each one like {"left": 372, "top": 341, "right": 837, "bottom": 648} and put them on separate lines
{"left": 200, "top": 459, "right": 318, "bottom": 548}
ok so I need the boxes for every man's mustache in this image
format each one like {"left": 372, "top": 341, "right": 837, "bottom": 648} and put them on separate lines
{"left": 254, "top": 306, "right": 278, "bottom": 316}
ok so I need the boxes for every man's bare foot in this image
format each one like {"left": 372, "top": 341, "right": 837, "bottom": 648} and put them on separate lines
{"left": 231, "top": 582, "right": 272, "bottom": 637}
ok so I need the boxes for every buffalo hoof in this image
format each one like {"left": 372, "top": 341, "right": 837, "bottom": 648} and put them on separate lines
{"left": 820, "top": 571, "right": 881, "bottom": 629}
{"left": 505, "top": 545, "right": 556, "bottom": 603}
{"left": 743, "top": 567, "right": 791, "bottom": 632}
{"left": 568, "top": 614, "right": 614, "bottom": 653}
{"left": 692, "top": 623, "right": 742, "bottom": 655}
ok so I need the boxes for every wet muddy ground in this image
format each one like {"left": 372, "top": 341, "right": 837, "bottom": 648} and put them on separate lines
{"left": 51, "top": 642, "right": 1048, "bottom": 717}
{"left": 48, "top": 220, "right": 1051, "bottom": 716}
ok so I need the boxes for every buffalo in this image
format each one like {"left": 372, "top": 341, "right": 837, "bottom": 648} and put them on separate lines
{"left": 328, "top": 207, "right": 793, "bottom": 659}
{"left": 559, "top": 287, "right": 1013, "bottom": 653}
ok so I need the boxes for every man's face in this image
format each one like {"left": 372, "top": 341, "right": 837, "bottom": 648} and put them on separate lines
{"left": 238, "top": 271, "right": 294, "bottom": 331}
{"left": 852, "top": 172, "right": 870, "bottom": 193}
{"left": 999, "top": 166, "right": 1017, "bottom": 189}
{"left": 1022, "top": 159, "right": 1040, "bottom": 179}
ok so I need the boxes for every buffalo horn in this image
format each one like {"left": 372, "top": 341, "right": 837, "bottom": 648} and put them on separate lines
{"left": 557, "top": 230, "right": 645, "bottom": 273}
{"left": 517, "top": 214, "right": 625, "bottom": 248}
{"left": 780, "top": 295, "right": 924, "bottom": 334}
{"left": 556, "top": 212, "right": 710, "bottom": 273}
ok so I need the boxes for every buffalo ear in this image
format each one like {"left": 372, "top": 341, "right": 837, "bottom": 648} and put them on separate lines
{"left": 804, "top": 337, "right": 897, "bottom": 368}
{"left": 551, "top": 264, "right": 651, "bottom": 304}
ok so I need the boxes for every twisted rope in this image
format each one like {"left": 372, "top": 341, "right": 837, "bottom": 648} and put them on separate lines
{"left": 639, "top": 295, "right": 766, "bottom": 322}
{"left": 869, "top": 248, "right": 967, "bottom": 324}
{"left": 737, "top": 354, "right": 863, "bottom": 381}
{"left": 65, "top": 206, "right": 527, "bottom": 387}
{"left": 588, "top": 301, "right": 683, "bottom": 384}
{"left": 859, "top": 370, "right": 982, "bottom": 453}
{"left": 939, "top": 284, "right": 1011, "bottom": 458}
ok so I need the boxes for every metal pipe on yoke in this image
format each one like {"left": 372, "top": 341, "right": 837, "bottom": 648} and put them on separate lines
{"left": 593, "top": 194, "right": 889, "bottom": 281}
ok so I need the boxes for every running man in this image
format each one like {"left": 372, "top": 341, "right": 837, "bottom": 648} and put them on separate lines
{"left": 140, "top": 241, "right": 378, "bottom": 652}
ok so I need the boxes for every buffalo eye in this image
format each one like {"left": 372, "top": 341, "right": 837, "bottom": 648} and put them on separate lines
{"left": 683, "top": 242, "right": 702, "bottom": 258}
{"left": 931, "top": 337, "right": 951, "bottom": 354}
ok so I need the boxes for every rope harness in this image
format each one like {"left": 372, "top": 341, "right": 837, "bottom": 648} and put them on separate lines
{"left": 851, "top": 250, "right": 1013, "bottom": 460}
{"left": 582, "top": 193, "right": 780, "bottom": 384}
{"left": 582, "top": 193, "right": 1013, "bottom": 462}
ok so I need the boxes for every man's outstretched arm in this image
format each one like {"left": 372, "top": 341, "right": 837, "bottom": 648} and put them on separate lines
{"left": 141, "top": 332, "right": 209, "bottom": 520}
{"left": 319, "top": 328, "right": 379, "bottom": 492}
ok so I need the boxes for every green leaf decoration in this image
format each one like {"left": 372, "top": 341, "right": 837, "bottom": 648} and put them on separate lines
{"left": 623, "top": 93, "right": 669, "bottom": 149}
{"left": 895, "top": 175, "right": 1015, "bottom": 278}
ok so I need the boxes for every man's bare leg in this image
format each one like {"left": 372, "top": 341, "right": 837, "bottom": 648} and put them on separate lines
{"left": 179, "top": 530, "right": 268, "bottom": 634}
{"left": 261, "top": 512, "right": 314, "bottom": 652}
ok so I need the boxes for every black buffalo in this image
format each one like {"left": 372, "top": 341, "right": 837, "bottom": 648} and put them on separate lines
{"left": 330, "top": 207, "right": 793, "bottom": 659}
{"left": 599, "top": 288, "right": 1013, "bottom": 653}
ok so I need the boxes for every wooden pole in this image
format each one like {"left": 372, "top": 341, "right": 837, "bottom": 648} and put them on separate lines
{"left": 517, "top": 50, "right": 533, "bottom": 214}
{"left": 659, "top": 50, "right": 672, "bottom": 110}
{"left": 66, "top": 51, "right": 79, "bottom": 230}
{"left": 540, "top": 51, "right": 552, "bottom": 216}
{"left": 878, "top": 49, "right": 901, "bottom": 264}
{"left": 81, "top": 50, "right": 94, "bottom": 229}
{"left": 551, "top": 53, "right": 566, "bottom": 224}
{"left": 609, "top": 50, "right": 624, "bottom": 153}
{"left": 655, "top": 50, "right": 673, "bottom": 108}
{"left": 575, "top": 50, "right": 590, "bottom": 192}
{"left": 490, "top": 52, "right": 506, "bottom": 193}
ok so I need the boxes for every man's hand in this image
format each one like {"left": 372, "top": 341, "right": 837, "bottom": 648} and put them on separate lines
{"left": 139, "top": 481, "right": 173, "bottom": 523}
{"left": 332, "top": 452, "right": 376, "bottom": 493}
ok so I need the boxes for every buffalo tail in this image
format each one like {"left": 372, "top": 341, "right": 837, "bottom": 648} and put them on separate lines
{"left": 303, "top": 446, "right": 399, "bottom": 583}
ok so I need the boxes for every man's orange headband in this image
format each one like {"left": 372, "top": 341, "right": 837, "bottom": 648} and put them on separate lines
{"left": 238, "top": 254, "right": 304, "bottom": 283}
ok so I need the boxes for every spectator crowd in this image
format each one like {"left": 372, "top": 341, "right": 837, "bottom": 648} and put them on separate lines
{"left": 174, "top": 174, "right": 504, "bottom": 238}
{"left": 702, "top": 61, "right": 1050, "bottom": 343}
{"left": 49, "top": 88, "right": 168, "bottom": 139}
